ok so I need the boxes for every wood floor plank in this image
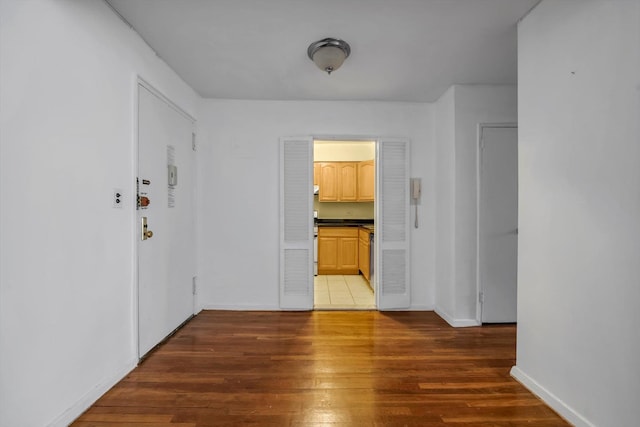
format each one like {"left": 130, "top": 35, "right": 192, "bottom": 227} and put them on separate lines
{"left": 78, "top": 414, "right": 174, "bottom": 422}
{"left": 71, "top": 311, "right": 569, "bottom": 426}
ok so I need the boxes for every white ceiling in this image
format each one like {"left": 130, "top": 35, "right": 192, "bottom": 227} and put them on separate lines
{"left": 106, "top": 0, "right": 539, "bottom": 102}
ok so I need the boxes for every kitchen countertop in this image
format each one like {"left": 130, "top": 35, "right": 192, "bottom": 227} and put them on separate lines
{"left": 316, "top": 219, "right": 374, "bottom": 232}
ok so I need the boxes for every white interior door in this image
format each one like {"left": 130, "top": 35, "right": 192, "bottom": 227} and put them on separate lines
{"left": 479, "top": 126, "right": 518, "bottom": 323}
{"left": 279, "top": 137, "right": 313, "bottom": 309}
{"left": 138, "top": 83, "right": 195, "bottom": 357}
{"left": 376, "top": 139, "right": 411, "bottom": 310}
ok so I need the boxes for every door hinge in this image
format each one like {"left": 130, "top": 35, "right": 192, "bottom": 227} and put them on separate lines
{"left": 192, "top": 132, "right": 197, "bottom": 151}
{"left": 192, "top": 276, "right": 198, "bottom": 295}
{"left": 479, "top": 292, "right": 484, "bottom": 304}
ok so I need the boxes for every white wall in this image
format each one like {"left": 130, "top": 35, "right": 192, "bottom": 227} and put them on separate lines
{"left": 453, "top": 85, "right": 518, "bottom": 323}
{"left": 314, "top": 141, "right": 375, "bottom": 161}
{"left": 197, "top": 100, "right": 435, "bottom": 310}
{"left": 434, "top": 87, "right": 456, "bottom": 319}
{"left": 0, "top": 1, "right": 199, "bottom": 426}
{"left": 513, "top": 1, "right": 640, "bottom": 426}
{"left": 434, "top": 85, "right": 517, "bottom": 325}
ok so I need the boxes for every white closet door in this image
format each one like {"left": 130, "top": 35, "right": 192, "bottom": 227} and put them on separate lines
{"left": 376, "top": 139, "right": 411, "bottom": 310}
{"left": 479, "top": 126, "right": 518, "bottom": 323}
{"left": 279, "top": 137, "right": 313, "bottom": 309}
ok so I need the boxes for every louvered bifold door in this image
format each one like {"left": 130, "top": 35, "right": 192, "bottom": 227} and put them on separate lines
{"left": 376, "top": 139, "right": 411, "bottom": 309}
{"left": 279, "top": 137, "right": 314, "bottom": 309}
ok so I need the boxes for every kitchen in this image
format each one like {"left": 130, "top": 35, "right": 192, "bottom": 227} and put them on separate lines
{"left": 313, "top": 140, "right": 375, "bottom": 309}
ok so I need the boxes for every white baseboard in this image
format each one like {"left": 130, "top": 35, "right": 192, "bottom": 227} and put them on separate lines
{"left": 434, "top": 306, "right": 480, "bottom": 327}
{"left": 510, "top": 365, "right": 594, "bottom": 427}
{"left": 49, "top": 359, "right": 137, "bottom": 427}
{"left": 408, "top": 304, "right": 435, "bottom": 311}
{"left": 200, "top": 304, "right": 281, "bottom": 311}
{"left": 201, "top": 304, "right": 435, "bottom": 311}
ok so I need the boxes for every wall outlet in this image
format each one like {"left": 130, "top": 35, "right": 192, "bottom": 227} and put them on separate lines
{"left": 113, "top": 189, "right": 123, "bottom": 208}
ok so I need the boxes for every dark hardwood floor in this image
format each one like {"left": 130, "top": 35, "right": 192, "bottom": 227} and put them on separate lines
{"left": 72, "top": 311, "right": 569, "bottom": 426}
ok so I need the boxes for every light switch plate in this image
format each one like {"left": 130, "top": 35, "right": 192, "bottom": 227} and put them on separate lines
{"left": 113, "top": 189, "right": 123, "bottom": 208}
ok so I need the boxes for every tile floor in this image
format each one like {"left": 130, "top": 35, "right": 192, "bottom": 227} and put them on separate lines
{"left": 314, "top": 274, "right": 375, "bottom": 310}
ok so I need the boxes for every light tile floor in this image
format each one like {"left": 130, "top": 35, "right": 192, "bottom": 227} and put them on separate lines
{"left": 314, "top": 275, "right": 375, "bottom": 310}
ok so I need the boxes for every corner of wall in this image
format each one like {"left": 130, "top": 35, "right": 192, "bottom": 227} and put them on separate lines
{"left": 49, "top": 359, "right": 137, "bottom": 427}
{"left": 510, "top": 366, "right": 594, "bottom": 427}
{"left": 434, "top": 306, "right": 480, "bottom": 328}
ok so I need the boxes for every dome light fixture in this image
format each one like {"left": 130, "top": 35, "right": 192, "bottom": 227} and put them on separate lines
{"left": 307, "top": 38, "right": 351, "bottom": 75}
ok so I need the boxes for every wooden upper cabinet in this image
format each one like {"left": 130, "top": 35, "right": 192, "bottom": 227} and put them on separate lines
{"left": 318, "top": 162, "right": 356, "bottom": 202}
{"left": 313, "top": 163, "right": 321, "bottom": 186}
{"left": 338, "top": 163, "right": 358, "bottom": 202}
{"left": 318, "top": 163, "right": 338, "bottom": 201}
{"left": 357, "top": 160, "right": 375, "bottom": 201}
{"left": 317, "top": 160, "right": 374, "bottom": 202}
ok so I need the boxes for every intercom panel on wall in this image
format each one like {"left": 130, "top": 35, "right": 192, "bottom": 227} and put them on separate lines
{"left": 168, "top": 165, "right": 178, "bottom": 186}
{"left": 410, "top": 177, "right": 421, "bottom": 228}
{"left": 410, "top": 178, "right": 421, "bottom": 203}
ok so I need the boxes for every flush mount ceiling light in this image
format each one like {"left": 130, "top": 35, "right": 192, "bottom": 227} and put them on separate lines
{"left": 307, "top": 38, "right": 351, "bottom": 75}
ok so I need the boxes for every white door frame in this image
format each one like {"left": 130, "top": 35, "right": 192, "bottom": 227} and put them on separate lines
{"left": 475, "top": 123, "right": 518, "bottom": 324}
{"left": 311, "top": 136, "right": 380, "bottom": 300}
{"left": 135, "top": 77, "right": 196, "bottom": 358}
{"left": 305, "top": 135, "right": 411, "bottom": 310}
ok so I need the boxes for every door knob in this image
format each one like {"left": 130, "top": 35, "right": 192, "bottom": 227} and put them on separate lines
{"left": 141, "top": 217, "right": 154, "bottom": 241}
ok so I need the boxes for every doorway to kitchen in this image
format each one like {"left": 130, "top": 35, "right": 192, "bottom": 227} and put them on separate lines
{"left": 313, "top": 140, "right": 376, "bottom": 310}
{"left": 280, "top": 136, "right": 410, "bottom": 311}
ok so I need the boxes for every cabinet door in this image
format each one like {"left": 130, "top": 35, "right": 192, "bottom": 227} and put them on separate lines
{"left": 319, "top": 163, "right": 338, "bottom": 201}
{"left": 357, "top": 160, "right": 375, "bottom": 201}
{"left": 318, "top": 236, "right": 339, "bottom": 271}
{"left": 313, "top": 162, "right": 320, "bottom": 186}
{"left": 339, "top": 163, "right": 358, "bottom": 202}
{"left": 318, "top": 227, "right": 358, "bottom": 274}
{"left": 358, "top": 229, "right": 370, "bottom": 280}
{"left": 339, "top": 237, "right": 359, "bottom": 272}
{"left": 358, "top": 236, "right": 369, "bottom": 280}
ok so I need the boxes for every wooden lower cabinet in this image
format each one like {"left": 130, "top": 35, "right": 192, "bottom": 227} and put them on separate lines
{"left": 318, "top": 227, "right": 359, "bottom": 274}
{"left": 358, "top": 228, "right": 371, "bottom": 281}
